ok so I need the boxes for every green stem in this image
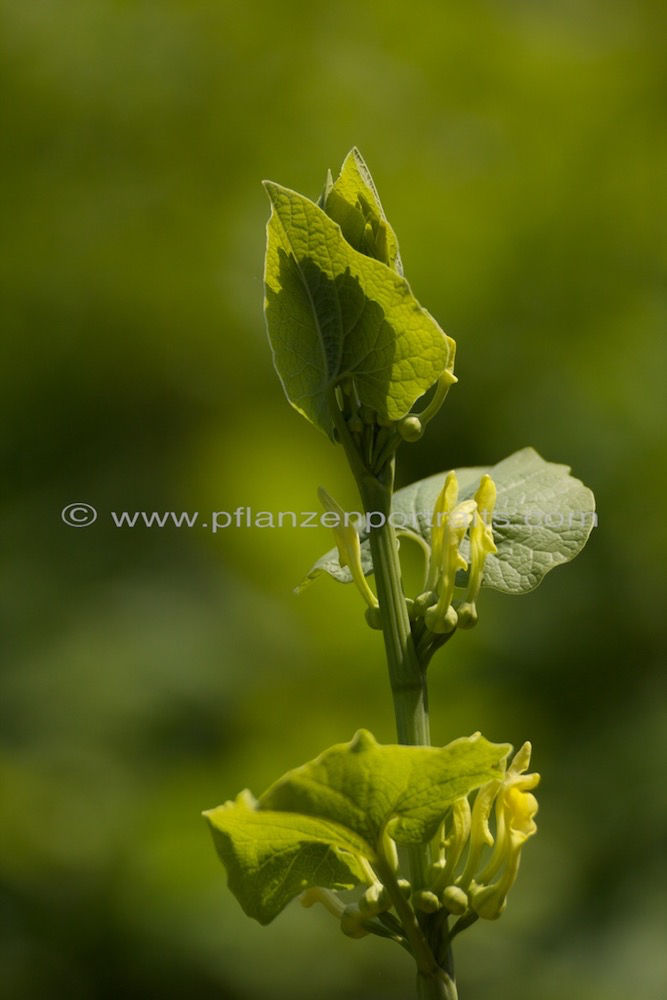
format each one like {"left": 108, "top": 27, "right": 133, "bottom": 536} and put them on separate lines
{"left": 375, "top": 857, "right": 441, "bottom": 984}
{"left": 330, "top": 395, "right": 457, "bottom": 998}
{"left": 363, "top": 492, "right": 430, "bottom": 748}
{"left": 416, "top": 969, "right": 458, "bottom": 1000}
{"left": 374, "top": 855, "right": 458, "bottom": 999}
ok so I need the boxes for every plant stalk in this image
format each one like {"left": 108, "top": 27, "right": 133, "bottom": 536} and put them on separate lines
{"left": 331, "top": 399, "right": 457, "bottom": 998}
{"left": 363, "top": 488, "right": 430, "bottom": 747}
{"left": 363, "top": 487, "right": 458, "bottom": 1000}
{"left": 416, "top": 970, "right": 458, "bottom": 1000}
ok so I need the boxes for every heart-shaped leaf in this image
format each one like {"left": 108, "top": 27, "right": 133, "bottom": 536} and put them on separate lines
{"left": 300, "top": 448, "right": 596, "bottom": 595}
{"left": 204, "top": 730, "right": 509, "bottom": 924}
{"left": 261, "top": 729, "right": 509, "bottom": 847}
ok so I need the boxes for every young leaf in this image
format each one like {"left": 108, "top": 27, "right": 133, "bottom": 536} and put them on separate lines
{"left": 300, "top": 448, "right": 596, "bottom": 595}
{"left": 260, "top": 729, "right": 509, "bottom": 847}
{"left": 204, "top": 792, "right": 368, "bottom": 925}
{"left": 263, "top": 182, "right": 451, "bottom": 438}
{"left": 321, "top": 147, "right": 403, "bottom": 273}
{"left": 204, "top": 731, "right": 509, "bottom": 924}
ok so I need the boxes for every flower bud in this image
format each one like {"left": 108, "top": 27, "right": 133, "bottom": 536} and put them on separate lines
{"left": 358, "top": 883, "right": 391, "bottom": 916}
{"left": 441, "top": 885, "right": 469, "bottom": 915}
{"left": 397, "top": 415, "right": 423, "bottom": 441}
{"left": 455, "top": 602, "right": 478, "bottom": 629}
{"left": 424, "top": 603, "right": 458, "bottom": 634}
{"left": 364, "top": 606, "right": 383, "bottom": 630}
{"left": 412, "top": 890, "right": 441, "bottom": 913}
{"left": 412, "top": 591, "right": 438, "bottom": 617}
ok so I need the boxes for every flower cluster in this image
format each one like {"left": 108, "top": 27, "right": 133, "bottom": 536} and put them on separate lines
{"left": 421, "top": 472, "right": 498, "bottom": 633}
{"left": 301, "top": 743, "right": 539, "bottom": 943}
{"left": 428, "top": 742, "right": 540, "bottom": 920}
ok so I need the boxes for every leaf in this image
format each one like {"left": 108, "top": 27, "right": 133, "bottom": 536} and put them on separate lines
{"left": 321, "top": 147, "right": 403, "bottom": 274}
{"left": 204, "top": 791, "right": 367, "bottom": 925}
{"left": 204, "top": 731, "right": 509, "bottom": 924}
{"left": 263, "top": 181, "right": 450, "bottom": 438}
{"left": 300, "top": 448, "right": 596, "bottom": 595}
{"left": 260, "top": 729, "right": 509, "bottom": 847}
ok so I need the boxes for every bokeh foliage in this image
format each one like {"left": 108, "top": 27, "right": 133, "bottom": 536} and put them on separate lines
{"left": 1, "top": 1, "right": 665, "bottom": 998}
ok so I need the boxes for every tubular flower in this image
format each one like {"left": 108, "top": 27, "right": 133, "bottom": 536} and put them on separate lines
{"left": 457, "top": 475, "right": 498, "bottom": 629}
{"left": 412, "top": 340, "right": 458, "bottom": 427}
{"left": 318, "top": 487, "right": 378, "bottom": 609}
{"left": 425, "top": 472, "right": 476, "bottom": 634}
{"left": 428, "top": 470, "right": 460, "bottom": 588}
{"left": 468, "top": 742, "right": 540, "bottom": 920}
{"left": 456, "top": 777, "right": 502, "bottom": 893}
{"left": 435, "top": 795, "right": 472, "bottom": 886}
{"left": 444, "top": 795, "right": 472, "bottom": 867}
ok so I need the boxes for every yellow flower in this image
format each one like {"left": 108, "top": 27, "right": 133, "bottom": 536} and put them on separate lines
{"left": 457, "top": 475, "right": 497, "bottom": 629}
{"left": 413, "top": 341, "right": 458, "bottom": 427}
{"left": 468, "top": 742, "right": 540, "bottom": 920}
{"left": 318, "top": 487, "right": 378, "bottom": 609}
{"left": 428, "top": 470, "right": 459, "bottom": 586}
{"left": 430, "top": 795, "right": 472, "bottom": 894}
{"left": 456, "top": 777, "right": 501, "bottom": 892}
{"left": 425, "top": 472, "right": 476, "bottom": 634}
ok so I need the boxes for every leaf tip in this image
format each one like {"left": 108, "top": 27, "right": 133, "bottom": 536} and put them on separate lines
{"left": 261, "top": 179, "right": 282, "bottom": 204}
{"left": 293, "top": 570, "right": 320, "bottom": 594}
{"left": 349, "top": 728, "right": 378, "bottom": 753}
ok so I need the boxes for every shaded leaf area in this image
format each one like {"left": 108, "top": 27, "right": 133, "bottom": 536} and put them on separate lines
{"left": 263, "top": 182, "right": 450, "bottom": 437}
{"left": 205, "top": 730, "right": 509, "bottom": 924}
{"left": 322, "top": 148, "right": 403, "bottom": 274}
{"left": 302, "top": 448, "right": 596, "bottom": 595}
{"left": 204, "top": 794, "right": 368, "bottom": 925}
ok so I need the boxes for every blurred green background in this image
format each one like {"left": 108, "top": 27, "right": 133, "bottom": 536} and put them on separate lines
{"left": 1, "top": 1, "right": 665, "bottom": 998}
